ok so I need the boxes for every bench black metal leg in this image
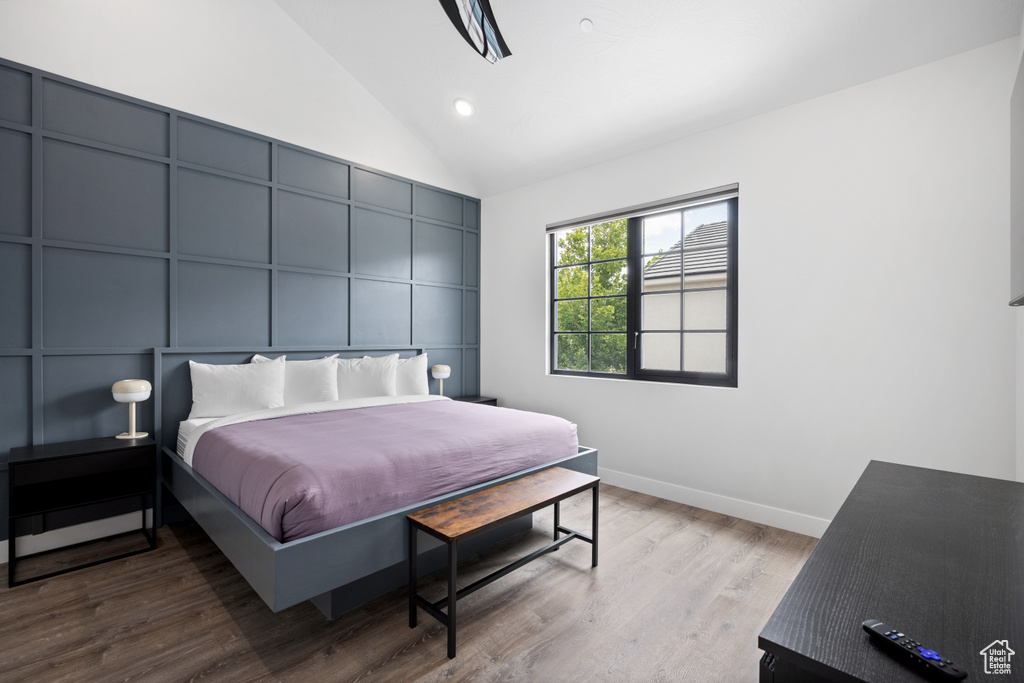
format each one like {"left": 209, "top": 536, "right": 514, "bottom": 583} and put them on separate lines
{"left": 408, "top": 526, "right": 418, "bottom": 628}
{"left": 592, "top": 484, "right": 599, "bottom": 567}
{"left": 447, "top": 539, "right": 458, "bottom": 658}
{"left": 554, "top": 500, "right": 560, "bottom": 545}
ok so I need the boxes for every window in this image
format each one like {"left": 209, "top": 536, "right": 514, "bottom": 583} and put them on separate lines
{"left": 549, "top": 189, "right": 737, "bottom": 387}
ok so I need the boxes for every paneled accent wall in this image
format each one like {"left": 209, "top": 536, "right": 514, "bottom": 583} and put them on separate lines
{"left": 0, "top": 58, "right": 481, "bottom": 541}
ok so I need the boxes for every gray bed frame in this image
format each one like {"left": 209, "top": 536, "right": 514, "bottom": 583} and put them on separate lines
{"left": 154, "top": 346, "right": 598, "bottom": 619}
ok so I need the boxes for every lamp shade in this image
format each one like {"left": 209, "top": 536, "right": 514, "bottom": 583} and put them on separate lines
{"left": 112, "top": 378, "right": 152, "bottom": 403}
{"left": 431, "top": 364, "right": 451, "bottom": 380}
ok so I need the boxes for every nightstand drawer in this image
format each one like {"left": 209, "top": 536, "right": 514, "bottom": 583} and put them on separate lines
{"left": 10, "top": 447, "right": 151, "bottom": 486}
{"left": 10, "top": 465, "right": 153, "bottom": 518}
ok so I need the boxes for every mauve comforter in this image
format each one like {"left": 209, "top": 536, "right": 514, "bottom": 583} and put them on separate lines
{"left": 191, "top": 400, "right": 579, "bottom": 542}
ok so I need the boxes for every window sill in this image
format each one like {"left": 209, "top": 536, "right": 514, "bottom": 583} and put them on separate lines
{"left": 548, "top": 369, "right": 737, "bottom": 388}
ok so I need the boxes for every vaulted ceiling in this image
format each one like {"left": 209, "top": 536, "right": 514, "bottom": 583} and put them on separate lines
{"left": 274, "top": 0, "right": 1023, "bottom": 197}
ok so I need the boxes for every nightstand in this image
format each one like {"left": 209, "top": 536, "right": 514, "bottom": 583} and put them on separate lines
{"left": 7, "top": 436, "right": 157, "bottom": 587}
{"left": 451, "top": 395, "right": 498, "bottom": 406}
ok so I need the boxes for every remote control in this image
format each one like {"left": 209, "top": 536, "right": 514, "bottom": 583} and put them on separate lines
{"left": 862, "top": 619, "right": 967, "bottom": 680}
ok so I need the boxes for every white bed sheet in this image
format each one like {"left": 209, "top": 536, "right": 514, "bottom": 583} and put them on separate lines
{"left": 177, "top": 417, "right": 217, "bottom": 459}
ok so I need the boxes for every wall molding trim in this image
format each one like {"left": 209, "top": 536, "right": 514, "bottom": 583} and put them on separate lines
{"left": 598, "top": 466, "right": 830, "bottom": 538}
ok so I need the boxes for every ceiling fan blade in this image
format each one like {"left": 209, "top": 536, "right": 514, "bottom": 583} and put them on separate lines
{"left": 437, "top": 0, "right": 511, "bottom": 63}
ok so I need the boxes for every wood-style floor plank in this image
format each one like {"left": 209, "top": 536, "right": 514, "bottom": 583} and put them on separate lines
{"left": 0, "top": 484, "right": 816, "bottom": 682}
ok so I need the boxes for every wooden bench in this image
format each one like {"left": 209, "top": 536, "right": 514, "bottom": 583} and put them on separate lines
{"left": 407, "top": 466, "right": 600, "bottom": 658}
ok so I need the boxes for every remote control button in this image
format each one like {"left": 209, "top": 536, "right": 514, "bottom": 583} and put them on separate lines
{"left": 897, "top": 633, "right": 904, "bottom": 638}
{"left": 891, "top": 635, "right": 900, "bottom": 640}
{"left": 885, "top": 631, "right": 892, "bottom": 636}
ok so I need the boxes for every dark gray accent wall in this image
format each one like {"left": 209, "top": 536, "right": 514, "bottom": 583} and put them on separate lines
{"left": 0, "top": 58, "right": 482, "bottom": 542}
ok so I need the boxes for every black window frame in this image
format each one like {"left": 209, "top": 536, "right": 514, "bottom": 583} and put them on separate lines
{"left": 549, "top": 194, "right": 738, "bottom": 388}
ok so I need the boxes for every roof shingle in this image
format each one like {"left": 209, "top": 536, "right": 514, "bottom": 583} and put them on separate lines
{"left": 643, "top": 221, "right": 727, "bottom": 280}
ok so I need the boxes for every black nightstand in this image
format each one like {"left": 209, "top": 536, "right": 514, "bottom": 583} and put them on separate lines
{"left": 7, "top": 436, "right": 157, "bottom": 587}
{"left": 451, "top": 395, "right": 498, "bottom": 406}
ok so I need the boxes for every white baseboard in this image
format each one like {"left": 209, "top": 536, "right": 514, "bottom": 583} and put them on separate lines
{"left": 0, "top": 511, "right": 151, "bottom": 569}
{"left": 598, "top": 466, "right": 830, "bottom": 538}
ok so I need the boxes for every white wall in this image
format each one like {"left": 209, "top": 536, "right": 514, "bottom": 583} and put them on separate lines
{"left": 0, "top": 0, "right": 474, "bottom": 197}
{"left": 482, "top": 39, "right": 1018, "bottom": 537}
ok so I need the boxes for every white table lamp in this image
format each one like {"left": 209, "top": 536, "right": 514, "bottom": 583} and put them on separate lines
{"left": 112, "top": 379, "right": 152, "bottom": 439}
{"left": 431, "top": 364, "right": 451, "bottom": 396}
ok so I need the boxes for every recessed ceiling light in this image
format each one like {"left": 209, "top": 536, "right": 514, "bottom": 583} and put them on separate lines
{"left": 454, "top": 98, "right": 474, "bottom": 117}
{"left": 580, "top": 18, "right": 594, "bottom": 33}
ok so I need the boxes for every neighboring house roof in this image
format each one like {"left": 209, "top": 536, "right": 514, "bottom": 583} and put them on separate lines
{"left": 643, "top": 221, "right": 727, "bottom": 280}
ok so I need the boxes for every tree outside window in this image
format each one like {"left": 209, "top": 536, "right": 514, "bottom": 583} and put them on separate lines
{"left": 553, "top": 219, "right": 628, "bottom": 373}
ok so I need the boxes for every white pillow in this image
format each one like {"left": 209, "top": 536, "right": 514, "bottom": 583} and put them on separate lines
{"left": 188, "top": 356, "right": 285, "bottom": 419}
{"left": 251, "top": 354, "right": 339, "bottom": 406}
{"left": 395, "top": 353, "right": 429, "bottom": 396}
{"left": 336, "top": 354, "right": 398, "bottom": 399}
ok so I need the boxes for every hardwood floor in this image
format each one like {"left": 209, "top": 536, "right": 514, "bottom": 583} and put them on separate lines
{"left": 0, "top": 485, "right": 816, "bottom": 682}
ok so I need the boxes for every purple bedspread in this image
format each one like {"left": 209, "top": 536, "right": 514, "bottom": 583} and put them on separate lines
{"left": 191, "top": 400, "right": 579, "bottom": 542}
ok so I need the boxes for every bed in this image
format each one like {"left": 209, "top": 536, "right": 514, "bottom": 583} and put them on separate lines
{"left": 155, "top": 346, "right": 598, "bottom": 618}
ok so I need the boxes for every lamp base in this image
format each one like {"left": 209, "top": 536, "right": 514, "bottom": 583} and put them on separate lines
{"left": 116, "top": 431, "right": 148, "bottom": 440}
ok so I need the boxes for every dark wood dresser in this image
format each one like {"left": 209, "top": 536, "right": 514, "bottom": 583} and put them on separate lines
{"left": 759, "top": 460, "right": 1024, "bottom": 682}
